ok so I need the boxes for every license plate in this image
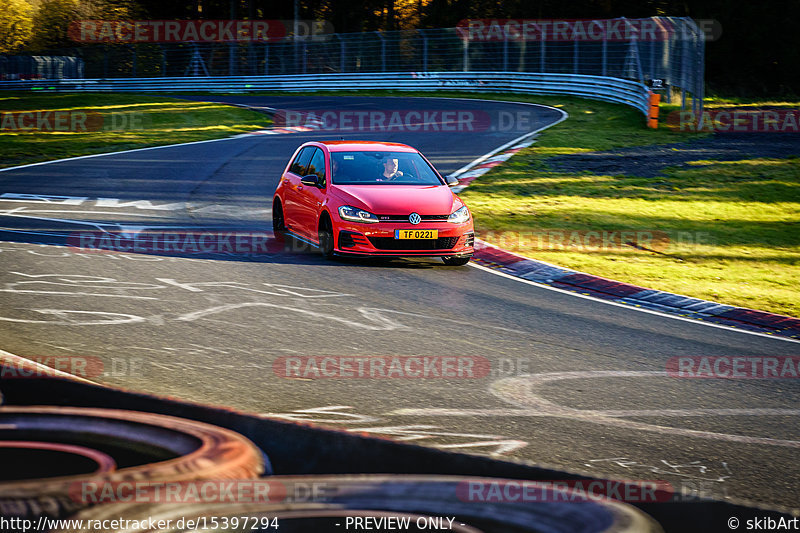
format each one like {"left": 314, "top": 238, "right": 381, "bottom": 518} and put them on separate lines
{"left": 395, "top": 229, "right": 438, "bottom": 239}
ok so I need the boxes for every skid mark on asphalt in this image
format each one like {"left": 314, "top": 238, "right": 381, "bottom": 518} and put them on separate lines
{"left": 585, "top": 457, "right": 734, "bottom": 483}
{"left": 0, "top": 309, "right": 147, "bottom": 325}
{"left": 261, "top": 406, "right": 526, "bottom": 456}
{"left": 177, "top": 303, "right": 409, "bottom": 331}
{"left": 392, "top": 371, "right": 800, "bottom": 448}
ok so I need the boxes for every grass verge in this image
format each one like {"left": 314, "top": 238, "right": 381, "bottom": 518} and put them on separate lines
{"left": 438, "top": 94, "right": 798, "bottom": 318}
{"left": 0, "top": 92, "right": 271, "bottom": 168}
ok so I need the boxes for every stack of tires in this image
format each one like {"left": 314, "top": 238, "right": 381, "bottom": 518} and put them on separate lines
{"left": 0, "top": 407, "right": 662, "bottom": 532}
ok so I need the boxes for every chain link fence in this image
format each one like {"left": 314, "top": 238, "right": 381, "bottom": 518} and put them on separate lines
{"left": 1, "top": 18, "right": 703, "bottom": 114}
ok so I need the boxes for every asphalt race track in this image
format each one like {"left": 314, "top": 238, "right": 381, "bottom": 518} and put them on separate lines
{"left": 1, "top": 96, "right": 798, "bottom": 513}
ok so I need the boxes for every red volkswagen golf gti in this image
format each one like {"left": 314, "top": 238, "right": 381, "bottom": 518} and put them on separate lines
{"left": 272, "top": 141, "right": 475, "bottom": 265}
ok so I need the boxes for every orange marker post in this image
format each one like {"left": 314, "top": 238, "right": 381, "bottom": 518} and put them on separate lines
{"left": 647, "top": 92, "right": 661, "bottom": 129}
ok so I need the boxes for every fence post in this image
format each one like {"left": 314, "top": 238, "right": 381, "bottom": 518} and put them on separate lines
{"left": 695, "top": 20, "right": 705, "bottom": 125}
{"left": 680, "top": 24, "right": 687, "bottom": 110}
{"left": 130, "top": 45, "right": 137, "bottom": 77}
{"left": 601, "top": 34, "right": 607, "bottom": 76}
{"left": 338, "top": 34, "right": 345, "bottom": 72}
{"left": 373, "top": 31, "right": 386, "bottom": 72}
{"left": 462, "top": 35, "right": 469, "bottom": 71}
{"left": 103, "top": 45, "right": 108, "bottom": 78}
{"left": 263, "top": 42, "right": 269, "bottom": 75}
{"left": 573, "top": 33, "right": 579, "bottom": 74}
{"left": 663, "top": 35, "right": 671, "bottom": 103}
{"left": 419, "top": 29, "right": 428, "bottom": 72}
{"left": 539, "top": 25, "right": 545, "bottom": 72}
{"left": 503, "top": 33, "right": 509, "bottom": 71}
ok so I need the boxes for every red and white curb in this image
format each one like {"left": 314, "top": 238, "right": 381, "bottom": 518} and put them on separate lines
{"left": 471, "top": 240, "right": 800, "bottom": 339}
{"left": 450, "top": 140, "right": 536, "bottom": 193}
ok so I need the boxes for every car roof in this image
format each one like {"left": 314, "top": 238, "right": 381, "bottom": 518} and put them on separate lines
{"left": 317, "top": 141, "right": 418, "bottom": 153}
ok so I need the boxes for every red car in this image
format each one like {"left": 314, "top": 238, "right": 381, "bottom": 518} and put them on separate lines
{"left": 272, "top": 141, "right": 474, "bottom": 265}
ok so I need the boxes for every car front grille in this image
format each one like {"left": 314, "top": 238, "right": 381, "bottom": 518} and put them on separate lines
{"left": 367, "top": 236, "right": 460, "bottom": 250}
{"left": 377, "top": 214, "right": 449, "bottom": 222}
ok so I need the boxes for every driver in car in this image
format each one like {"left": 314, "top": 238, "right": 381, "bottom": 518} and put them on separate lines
{"left": 379, "top": 157, "right": 404, "bottom": 181}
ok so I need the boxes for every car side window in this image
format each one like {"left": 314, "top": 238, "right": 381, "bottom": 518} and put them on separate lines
{"left": 306, "top": 148, "right": 326, "bottom": 187}
{"left": 289, "top": 147, "right": 314, "bottom": 175}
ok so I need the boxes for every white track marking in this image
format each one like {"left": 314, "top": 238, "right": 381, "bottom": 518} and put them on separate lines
{"left": 469, "top": 263, "right": 800, "bottom": 344}
{"left": 0, "top": 136, "right": 238, "bottom": 173}
{"left": 394, "top": 371, "right": 800, "bottom": 448}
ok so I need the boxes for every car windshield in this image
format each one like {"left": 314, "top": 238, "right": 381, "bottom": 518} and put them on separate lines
{"left": 331, "top": 151, "right": 443, "bottom": 185}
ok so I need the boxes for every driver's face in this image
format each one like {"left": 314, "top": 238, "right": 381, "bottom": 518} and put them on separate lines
{"left": 383, "top": 158, "right": 399, "bottom": 172}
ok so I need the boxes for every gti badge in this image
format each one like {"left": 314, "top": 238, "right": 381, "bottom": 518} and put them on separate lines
{"left": 409, "top": 212, "right": 421, "bottom": 225}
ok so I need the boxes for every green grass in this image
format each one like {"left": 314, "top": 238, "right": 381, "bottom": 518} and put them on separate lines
{"left": 0, "top": 93, "right": 271, "bottom": 168}
{"left": 444, "top": 93, "right": 800, "bottom": 318}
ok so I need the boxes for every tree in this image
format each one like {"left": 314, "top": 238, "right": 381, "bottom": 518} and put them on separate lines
{"left": 0, "top": 0, "right": 35, "bottom": 54}
{"left": 29, "top": 0, "right": 137, "bottom": 51}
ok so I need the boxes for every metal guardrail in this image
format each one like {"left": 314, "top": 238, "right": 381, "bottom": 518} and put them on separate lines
{"left": 0, "top": 71, "right": 651, "bottom": 115}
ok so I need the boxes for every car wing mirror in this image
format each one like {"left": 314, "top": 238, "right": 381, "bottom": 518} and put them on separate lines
{"left": 446, "top": 175, "right": 460, "bottom": 187}
{"left": 301, "top": 174, "right": 320, "bottom": 186}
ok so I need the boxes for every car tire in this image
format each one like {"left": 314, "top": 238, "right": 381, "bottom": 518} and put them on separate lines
{"left": 442, "top": 255, "right": 471, "bottom": 266}
{"left": 53, "top": 475, "right": 663, "bottom": 533}
{"left": 272, "top": 199, "right": 286, "bottom": 232}
{"left": 0, "top": 407, "right": 266, "bottom": 521}
{"left": 318, "top": 216, "right": 335, "bottom": 259}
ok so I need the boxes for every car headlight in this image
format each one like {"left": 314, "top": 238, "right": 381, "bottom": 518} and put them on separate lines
{"left": 447, "top": 205, "right": 470, "bottom": 224}
{"left": 338, "top": 205, "right": 379, "bottom": 223}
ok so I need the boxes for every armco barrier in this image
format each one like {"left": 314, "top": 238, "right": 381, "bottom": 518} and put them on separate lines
{"left": 0, "top": 71, "right": 651, "bottom": 115}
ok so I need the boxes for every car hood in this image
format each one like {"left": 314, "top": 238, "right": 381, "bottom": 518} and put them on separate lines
{"left": 331, "top": 185, "right": 461, "bottom": 215}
